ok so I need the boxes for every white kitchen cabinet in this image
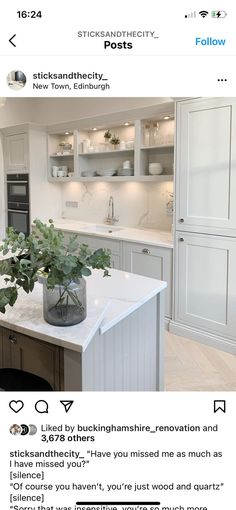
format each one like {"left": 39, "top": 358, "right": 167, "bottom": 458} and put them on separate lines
{"left": 174, "top": 232, "right": 236, "bottom": 339}
{"left": 4, "top": 133, "right": 28, "bottom": 173}
{"left": 63, "top": 232, "right": 123, "bottom": 270}
{"left": 176, "top": 98, "right": 236, "bottom": 235}
{"left": 123, "top": 241, "right": 172, "bottom": 318}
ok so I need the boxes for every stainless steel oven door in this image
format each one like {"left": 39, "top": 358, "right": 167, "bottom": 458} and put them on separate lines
{"left": 8, "top": 209, "right": 29, "bottom": 235}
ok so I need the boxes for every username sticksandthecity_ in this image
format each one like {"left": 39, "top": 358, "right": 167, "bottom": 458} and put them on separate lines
{"left": 33, "top": 72, "right": 105, "bottom": 80}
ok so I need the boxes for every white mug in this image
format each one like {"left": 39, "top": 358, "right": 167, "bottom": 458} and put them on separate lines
{"left": 60, "top": 166, "right": 68, "bottom": 176}
{"left": 57, "top": 169, "right": 65, "bottom": 178}
{"left": 52, "top": 166, "right": 59, "bottom": 177}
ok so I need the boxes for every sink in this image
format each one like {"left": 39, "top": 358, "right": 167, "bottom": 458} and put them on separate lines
{"left": 84, "top": 225, "right": 125, "bottom": 234}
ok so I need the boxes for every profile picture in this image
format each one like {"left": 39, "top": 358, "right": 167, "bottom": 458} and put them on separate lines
{"left": 7, "top": 70, "right": 27, "bottom": 90}
{"left": 9, "top": 424, "right": 22, "bottom": 435}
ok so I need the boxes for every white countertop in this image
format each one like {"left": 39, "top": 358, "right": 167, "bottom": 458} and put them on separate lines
{"left": 52, "top": 219, "right": 173, "bottom": 248}
{"left": 0, "top": 269, "right": 166, "bottom": 353}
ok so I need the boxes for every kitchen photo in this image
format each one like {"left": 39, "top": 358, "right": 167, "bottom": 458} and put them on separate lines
{"left": 0, "top": 96, "right": 235, "bottom": 392}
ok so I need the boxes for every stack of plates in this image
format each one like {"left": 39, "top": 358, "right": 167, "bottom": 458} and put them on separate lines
{"left": 81, "top": 170, "right": 96, "bottom": 177}
{"left": 117, "top": 168, "right": 134, "bottom": 176}
{"left": 96, "top": 169, "right": 117, "bottom": 176}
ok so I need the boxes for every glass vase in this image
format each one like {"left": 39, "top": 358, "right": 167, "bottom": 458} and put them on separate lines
{"left": 43, "top": 278, "right": 87, "bottom": 326}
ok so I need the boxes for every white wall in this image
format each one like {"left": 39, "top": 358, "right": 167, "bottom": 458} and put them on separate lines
{"left": 30, "top": 97, "right": 173, "bottom": 125}
{"left": 0, "top": 99, "right": 34, "bottom": 127}
{"left": 61, "top": 180, "right": 173, "bottom": 231}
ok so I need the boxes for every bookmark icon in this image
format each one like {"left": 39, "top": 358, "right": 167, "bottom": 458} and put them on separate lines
{"left": 60, "top": 400, "right": 74, "bottom": 413}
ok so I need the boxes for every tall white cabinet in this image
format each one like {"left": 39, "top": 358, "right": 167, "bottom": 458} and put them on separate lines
{"left": 1, "top": 124, "right": 62, "bottom": 232}
{"left": 176, "top": 97, "right": 236, "bottom": 236}
{"left": 172, "top": 97, "right": 236, "bottom": 353}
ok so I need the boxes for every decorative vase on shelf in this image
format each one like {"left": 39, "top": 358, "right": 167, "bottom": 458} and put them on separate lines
{"left": 110, "top": 135, "right": 120, "bottom": 150}
{"left": 150, "top": 122, "right": 160, "bottom": 146}
{"left": 42, "top": 278, "right": 87, "bottom": 327}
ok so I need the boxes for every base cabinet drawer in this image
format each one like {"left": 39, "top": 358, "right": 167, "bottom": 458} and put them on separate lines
{"left": 174, "top": 232, "right": 236, "bottom": 339}
{"left": 0, "top": 327, "right": 63, "bottom": 390}
{"left": 64, "top": 231, "right": 123, "bottom": 270}
{"left": 123, "top": 242, "right": 173, "bottom": 318}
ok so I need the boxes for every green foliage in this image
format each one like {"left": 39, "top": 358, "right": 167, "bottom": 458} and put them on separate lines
{"left": 0, "top": 219, "right": 111, "bottom": 313}
{"left": 104, "top": 129, "right": 112, "bottom": 140}
{"left": 110, "top": 134, "right": 120, "bottom": 145}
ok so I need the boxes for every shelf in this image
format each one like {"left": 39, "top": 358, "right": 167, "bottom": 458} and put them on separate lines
{"left": 50, "top": 153, "right": 74, "bottom": 158}
{"left": 135, "top": 175, "right": 174, "bottom": 182}
{"left": 48, "top": 176, "right": 74, "bottom": 183}
{"left": 48, "top": 174, "right": 173, "bottom": 183}
{"left": 79, "top": 149, "right": 134, "bottom": 156}
{"left": 141, "top": 144, "right": 174, "bottom": 150}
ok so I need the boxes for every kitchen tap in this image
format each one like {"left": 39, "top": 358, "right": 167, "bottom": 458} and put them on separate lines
{"left": 105, "top": 196, "right": 119, "bottom": 225}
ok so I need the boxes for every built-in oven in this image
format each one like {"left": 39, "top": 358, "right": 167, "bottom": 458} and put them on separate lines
{"left": 7, "top": 174, "right": 30, "bottom": 235}
{"left": 7, "top": 173, "right": 29, "bottom": 203}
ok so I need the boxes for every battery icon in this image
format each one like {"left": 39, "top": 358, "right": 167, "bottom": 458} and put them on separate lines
{"left": 211, "top": 10, "right": 227, "bottom": 18}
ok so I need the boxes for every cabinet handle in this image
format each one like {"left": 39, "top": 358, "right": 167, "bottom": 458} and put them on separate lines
{"left": 179, "top": 218, "right": 184, "bottom": 223}
{"left": 142, "top": 248, "right": 150, "bottom": 254}
{"left": 179, "top": 237, "right": 184, "bottom": 242}
{"left": 9, "top": 334, "right": 17, "bottom": 344}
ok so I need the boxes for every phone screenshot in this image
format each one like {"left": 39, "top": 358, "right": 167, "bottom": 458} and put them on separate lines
{"left": 0, "top": 1, "right": 235, "bottom": 509}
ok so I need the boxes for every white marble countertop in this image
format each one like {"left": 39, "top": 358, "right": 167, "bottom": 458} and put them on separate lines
{"left": 52, "top": 219, "right": 173, "bottom": 248}
{"left": 0, "top": 269, "right": 166, "bottom": 353}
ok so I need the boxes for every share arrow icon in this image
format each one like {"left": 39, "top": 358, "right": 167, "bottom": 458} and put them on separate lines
{"left": 60, "top": 400, "right": 74, "bottom": 413}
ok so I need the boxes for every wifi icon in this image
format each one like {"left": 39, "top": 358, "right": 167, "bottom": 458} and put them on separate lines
{"left": 199, "top": 10, "right": 209, "bottom": 18}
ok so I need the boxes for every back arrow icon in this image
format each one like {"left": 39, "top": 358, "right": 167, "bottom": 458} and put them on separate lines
{"left": 9, "top": 34, "right": 16, "bottom": 47}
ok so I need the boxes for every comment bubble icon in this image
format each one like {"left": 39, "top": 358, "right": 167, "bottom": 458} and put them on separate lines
{"left": 35, "top": 400, "right": 49, "bottom": 414}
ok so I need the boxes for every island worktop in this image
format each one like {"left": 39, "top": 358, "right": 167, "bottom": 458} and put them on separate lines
{"left": 0, "top": 269, "right": 166, "bottom": 391}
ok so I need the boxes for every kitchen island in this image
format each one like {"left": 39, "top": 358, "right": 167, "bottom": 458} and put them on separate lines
{"left": 0, "top": 269, "right": 166, "bottom": 391}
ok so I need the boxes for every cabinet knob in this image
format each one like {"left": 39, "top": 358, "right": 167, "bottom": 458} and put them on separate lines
{"left": 179, "top": 237, "right": 184, "bottom": 242}
{"left": 179, "top": 218, "right": 184, "bottom": 223}
{"left": 9, "top": 334, "right": 17, "bottom": 344}
{"left": 142, "top": 248, "right": 150, "bottom": 254}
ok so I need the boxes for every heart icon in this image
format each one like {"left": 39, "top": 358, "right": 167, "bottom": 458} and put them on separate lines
{"left": 9, "top": 400, "right": 24, "bottom": 413}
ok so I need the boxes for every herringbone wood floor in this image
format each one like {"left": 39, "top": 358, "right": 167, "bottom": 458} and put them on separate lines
{"left": 165, "top": 332, "right": 236, "bottom": 391}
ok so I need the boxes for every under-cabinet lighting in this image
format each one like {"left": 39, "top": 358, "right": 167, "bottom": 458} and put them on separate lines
{"left": 92, "top": 127, "right": 97, "bottom": 131}
{"left": 124, "top": 122, "right": 130, "bottom": 126}
{"left": 163, "top": 116, "right": 170, "bottom": 120}
{"left": 65, "top": 131, "right": 70, "bottom": 135}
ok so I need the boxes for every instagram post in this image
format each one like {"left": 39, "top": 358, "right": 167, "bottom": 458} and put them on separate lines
{"left": 0, "top": 1, "right": 236, "bottom": 509}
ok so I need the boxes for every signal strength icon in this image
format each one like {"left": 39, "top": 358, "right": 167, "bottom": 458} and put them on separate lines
{"left": 185, "top": 11, "right": 196, "bottom": 18}
{"left": 199, "top": 10, "right": 209, "bottom": 18}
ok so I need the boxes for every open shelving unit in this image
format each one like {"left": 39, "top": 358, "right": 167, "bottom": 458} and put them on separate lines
{"left": 47, "top": 106, "right": 175, "bottom": 183}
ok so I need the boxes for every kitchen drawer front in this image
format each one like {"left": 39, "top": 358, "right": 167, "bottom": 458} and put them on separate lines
{"left": 174, "top": 232, "right": 236, "bottom": 339}
{"left": 123, "top": 242, "right": 172, "bottom": 318}
{"left": 63, "top": 231, "right": 122, "bottom": 269}
{"left": 77, "top": 233, "right": 121, "bottom": 253}
{"left": 1, "top": 328, "right": 63, "bottom": 390}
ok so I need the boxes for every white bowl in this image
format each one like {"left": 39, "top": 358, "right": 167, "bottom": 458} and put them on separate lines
{"left": 117, "top": 168, "right": 134, "bottom": 176}
{"left": 96, "top": 169, "right": 117, "bottom": 176}
{"left": 148, "top": 163, "right": 163, "bottom": 175}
